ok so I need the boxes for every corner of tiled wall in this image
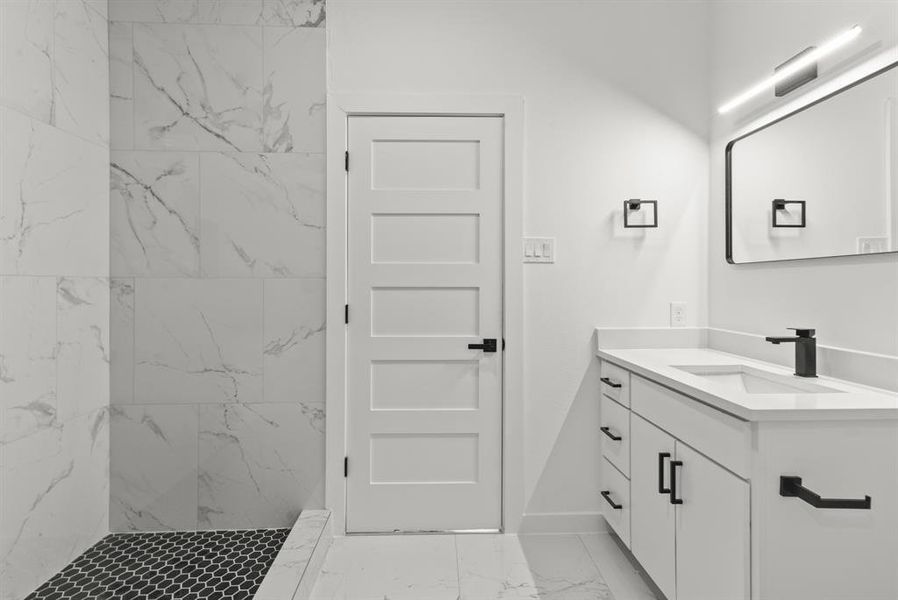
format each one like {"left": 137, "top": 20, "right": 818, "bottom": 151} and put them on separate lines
{"left": 0, "top": 1, "right": 112, "bottom": 598}
{"left": 106, "top": 0, "right": 327, "bottom": 533}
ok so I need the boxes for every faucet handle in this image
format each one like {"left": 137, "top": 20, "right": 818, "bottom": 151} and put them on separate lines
{"left": 788, "top": 328, "right": 816, "bottom": 338}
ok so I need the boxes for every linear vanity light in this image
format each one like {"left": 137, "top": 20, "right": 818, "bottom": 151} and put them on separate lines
{"left": 717, "top": 25, "right": 862, "bottom": 114}
{"left": 623, "top": 199, "right": 658, "bottom": 228}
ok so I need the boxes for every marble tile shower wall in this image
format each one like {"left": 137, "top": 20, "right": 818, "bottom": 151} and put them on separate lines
{"left": 0, "top": 1, "right": 111, "bottom": 598}
{"left": 106, "top": 0, "right": 327, "bottom": 533}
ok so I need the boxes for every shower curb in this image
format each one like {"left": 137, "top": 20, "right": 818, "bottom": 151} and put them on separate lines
{"left": 254, "top": 510, "right": 333, "bottom": 600}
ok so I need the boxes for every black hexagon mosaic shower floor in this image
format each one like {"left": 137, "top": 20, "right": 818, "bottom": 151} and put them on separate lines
{"left": 26, "top": 528, "right": 290, "bottom": 600}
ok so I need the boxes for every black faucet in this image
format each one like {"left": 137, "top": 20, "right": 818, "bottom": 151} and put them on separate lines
{"left": 765, "top": 328, "right": 817, "bottom": 378}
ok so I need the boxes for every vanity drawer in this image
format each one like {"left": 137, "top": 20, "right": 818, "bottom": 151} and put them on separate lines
{"left": 631, "top": 375, "right": 751, "bottom": 478}
{"left": 600, "top": 458, "right": 631, "bottom": 548}
{"left": 601, "top": 395, "right": 630, "bottom": 477}
{"left": 601, "top": 361, "right": 631, "bottom": 407}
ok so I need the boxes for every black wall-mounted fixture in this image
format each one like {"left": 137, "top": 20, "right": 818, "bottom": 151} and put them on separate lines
{"left": 775, "top": 47, "right": 818, "bottom": 97}
{"left": 624, "top": 199, "right": 658, "bottom": 228}
{"left": 780, "top": 476, "right": 871, "bottom": 509}
{"left": 772, "top": 199, "right": 806, "bottom": 228}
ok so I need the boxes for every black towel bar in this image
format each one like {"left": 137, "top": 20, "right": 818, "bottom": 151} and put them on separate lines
{"left": 779, "top": 476, "right": 871, "bottom": 510}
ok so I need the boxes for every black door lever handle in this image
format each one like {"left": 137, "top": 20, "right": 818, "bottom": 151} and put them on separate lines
{"left": 468, "top": 338, "right": 497, "bottom": 353}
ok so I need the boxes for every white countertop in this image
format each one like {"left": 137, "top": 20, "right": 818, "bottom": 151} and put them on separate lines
{"left": 597, "top": 347, "right": 898, "bottom": 421}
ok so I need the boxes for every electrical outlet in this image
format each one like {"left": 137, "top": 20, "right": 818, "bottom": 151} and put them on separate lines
{"left": 670, "top": 302, "right": 687, "bottom": 328}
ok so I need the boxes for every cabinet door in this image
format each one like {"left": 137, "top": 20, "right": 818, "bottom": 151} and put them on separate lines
{"left": 675, "top": 442, "right": 749, "bottom": 600}
{"left": 630, "top": 413, "right": 677, "bottom": 600}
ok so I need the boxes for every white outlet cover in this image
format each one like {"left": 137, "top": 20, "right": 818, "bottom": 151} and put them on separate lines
{"left": 670, "top": 302, "right": 687, "bottom": 328}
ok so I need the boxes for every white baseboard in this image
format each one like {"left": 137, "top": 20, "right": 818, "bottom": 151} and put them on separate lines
{"left": 518, "top": 512, "right": 608, "bottom": 535}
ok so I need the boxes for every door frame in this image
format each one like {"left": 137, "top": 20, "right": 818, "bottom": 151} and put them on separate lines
{"left": 326, "top": 94, "right": 524, "bottom": 535}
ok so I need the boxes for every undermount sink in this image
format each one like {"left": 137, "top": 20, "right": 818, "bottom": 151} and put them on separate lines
{"left": 673, "top": 364, "right": 841, "bottom": 394}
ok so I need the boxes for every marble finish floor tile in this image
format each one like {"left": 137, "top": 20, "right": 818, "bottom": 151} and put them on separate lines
{"left": 310, "top": 534, "right": 460, "bottom": 600}
{"left": 456, "top": 534, "right": 540, "bottom": 600}
{"left": 518, "top": 534, "right": 614, "bottom": 600}
{"left": 580, "top": 534, "right": 659, "bottom": 600}
{"left": 309, "top": 533, "right": 631, "bottom": 600}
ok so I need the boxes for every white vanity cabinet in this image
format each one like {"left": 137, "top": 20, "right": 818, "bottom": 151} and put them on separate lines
{"left": 598, "top": 355, "right": 898, "bottom": 600}
{"left": 628, "top": 392, "right": 749, "bottom": 600}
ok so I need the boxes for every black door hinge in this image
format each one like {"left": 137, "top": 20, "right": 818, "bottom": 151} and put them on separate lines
{"left": 344, "top": 151, "right": 349, "bottom": 172}
{"left": 344, "top": 304, "right": 349, "bottom": 324}
{"left": 344, "top": 456, "right": 348, "bottom": 477}
{"left": 502, "top": 338, "right": 506, "bottom": 351}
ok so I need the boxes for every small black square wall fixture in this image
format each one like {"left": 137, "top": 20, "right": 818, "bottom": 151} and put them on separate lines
{"left": 772, "top": 199, "right": 806, "bottom": 228}
{"left": 624, "top": 199, "right": 658, "bottom": 228}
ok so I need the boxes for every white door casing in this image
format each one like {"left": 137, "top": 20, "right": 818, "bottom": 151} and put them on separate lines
{"left": 346, "top": 115, "right": 504, "bottom": 533}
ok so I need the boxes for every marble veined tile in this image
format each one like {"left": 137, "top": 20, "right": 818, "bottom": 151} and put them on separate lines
{"left": 0, "top": 408, "right": 109, "bottom": 600}
{"left": 133, "top": 23, "right": 262, "bottom": 151}
{"left": 255, "top": 509, "right": 331, "bottom": 600}
{"left": 310, "top": 535, "right": 460, "bottom": 600}
{"left": 110, "top": 404, "right": 199, "bottom": 531}
{"left": 263, "top": 27, "right": 325, "bottom": 152}
{"left": 134, "top": 278, "right": 263, "bottom": 404}
{"left": 0, "top": 277, "right": 57, "bottom": 444}
{"left": 109, "top": 22, "right": 134, "bottom": 150}
{"left": 197, "top": 403, "right": 321, "bottom": 529}
{"left": 457, "top": 534, "right": 540, "bottom": 600}
{"left": 261, "top": 0, "right": 325, "bottom": 27}
{"left": 580, "top": 533, "right": 659, "bottom": 600}
{"left": 110, "top": 278, "right": 135, "bottom": 404}
{"left": 263, "top": 278, "right": 325, "bottom": 407}
{"left": 0, "top": 0, "right": 55, "bottom": 124}
{"left": 56, "top": 277, "right": 110, "bottom": 422}
{"left": 0, "top": 107, "right": 109, "bottom": 276}
{"left": 518, "top": 534, "right": 614, "bottom": 600}
{"left": 200, "top": 152, "right": 325, "bottom": 277}
{"left": 53, "top": 0, "right": 110, "bottom": 146}
{"left": 111, "top": 151, "right": 201, "bottom": 276}
{"left": 110, "top": 0, "right": 264, "bottom": 25}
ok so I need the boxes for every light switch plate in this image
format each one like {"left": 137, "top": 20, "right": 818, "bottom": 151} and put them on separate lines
{"left": 523, "top": 237, "right": 555, "bottom": 263}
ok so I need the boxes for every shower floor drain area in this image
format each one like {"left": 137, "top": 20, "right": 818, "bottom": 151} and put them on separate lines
{"left": 27, "top": 528, "right": 290, "bottom": 600}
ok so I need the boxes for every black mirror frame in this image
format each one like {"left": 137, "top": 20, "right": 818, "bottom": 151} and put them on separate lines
{"left": 725, "top": 59, "right": 898, "bottom": 264}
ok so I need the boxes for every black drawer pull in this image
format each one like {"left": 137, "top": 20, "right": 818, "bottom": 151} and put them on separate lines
{"left": 601, "top": 490, "right": 622, "bottom": 510}
{"left": 658, "top": 452, "right": 671, "bottom": 494}
{"left": 670, "top": 460, "right": 683, "bottom": 505}
{"left": 600, "top": 377, "right": 622, "bottom": 389}
{"left": 779, "top": 476, "right": 871, "bottom": 510}
{"left": 600, "top": 426, "right": 622, "bottom": 441}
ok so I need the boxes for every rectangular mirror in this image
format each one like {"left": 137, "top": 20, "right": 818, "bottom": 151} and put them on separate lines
{"left": 726, "top": 61, "right": 898, "bottom": 263}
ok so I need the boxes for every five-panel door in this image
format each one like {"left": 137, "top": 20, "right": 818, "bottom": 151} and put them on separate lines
{"left": 346, "top": 115, "right": 504, "bottom": 533}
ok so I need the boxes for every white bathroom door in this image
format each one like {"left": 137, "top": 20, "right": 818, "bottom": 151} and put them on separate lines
{"left": 346, "top": 115, "right": 504, "bottom": 533}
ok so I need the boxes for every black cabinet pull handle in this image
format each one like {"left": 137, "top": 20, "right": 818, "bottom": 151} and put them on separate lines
{"left": 468, "top": 338, "right": 497, "bottom": 353}
{"left": 779, "top": 476, "right": 871, "bottom": 510}
{"left": 600, "top": 426, "right": 622, "bottom": 441}
{"left": 658, "top": 452, "right": 671, "bottom": 494}
{"left": 601, "top": 490, "right": 622, "bottom": 510}
{"left": 600, "top": 377, "right": 622, "bottom": 389}
{"left": 670, "top": 460, "right": 683, "bottom": 505}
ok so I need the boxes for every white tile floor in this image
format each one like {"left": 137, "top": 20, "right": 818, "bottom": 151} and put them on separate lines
{"left": 309, "top": 532, "right": 660, "bottom": 600}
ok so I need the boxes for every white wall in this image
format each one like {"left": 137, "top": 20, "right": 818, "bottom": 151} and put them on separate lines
{"left": 710, "top": 1, "right": 898, "bottom": 356}
{"left": 328, "top": 0, "right": 711, "bottom": 523}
